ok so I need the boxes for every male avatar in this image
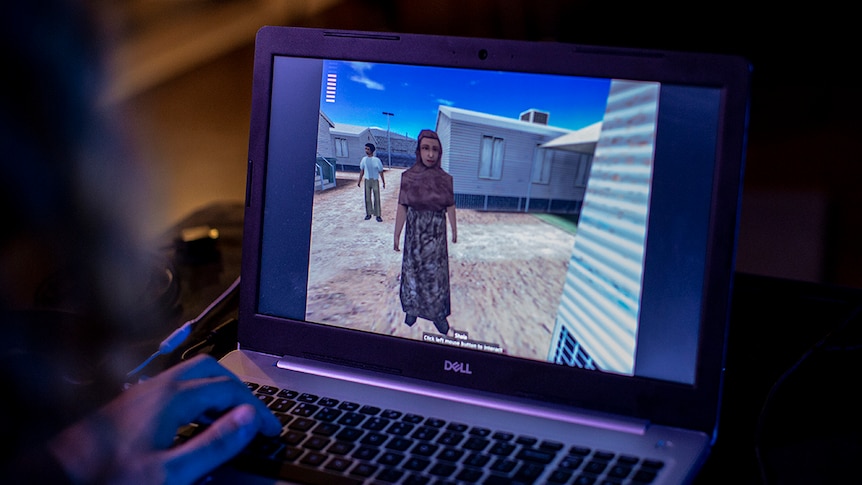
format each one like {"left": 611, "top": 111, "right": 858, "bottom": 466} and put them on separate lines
{"left": 357, "top": 143, "right": 386, "bottom": 222}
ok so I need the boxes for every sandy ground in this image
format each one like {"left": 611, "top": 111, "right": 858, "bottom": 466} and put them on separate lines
{"left": 305, "top": 168, "right": 575, "bottom": 361}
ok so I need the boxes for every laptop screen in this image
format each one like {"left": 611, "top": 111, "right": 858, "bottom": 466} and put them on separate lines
{"left": 254, "top": 55, "right": 722, "bottom": 387}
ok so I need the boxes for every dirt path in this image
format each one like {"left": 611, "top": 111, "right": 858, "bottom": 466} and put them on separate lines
{"left": 306, "top": 168, "right": 575, "bottom": 361}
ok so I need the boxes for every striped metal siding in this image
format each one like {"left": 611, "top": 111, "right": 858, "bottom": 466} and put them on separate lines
{"left": 550, "top": 80, "right": 660, "bottom": 375}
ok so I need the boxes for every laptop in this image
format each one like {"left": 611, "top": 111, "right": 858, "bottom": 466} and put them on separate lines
{"left": 209, "top": 26, "right": 750, "bottom": 484}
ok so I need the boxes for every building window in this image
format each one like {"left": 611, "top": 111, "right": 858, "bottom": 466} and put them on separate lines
{"left": 335, "top": 137, "right": 348, "bottom": 157}
{"left": 531, "top": 146, "right": 552, "bottom": 184}
{"left": 479, "top": 136, "right": 504, "bottom": 180}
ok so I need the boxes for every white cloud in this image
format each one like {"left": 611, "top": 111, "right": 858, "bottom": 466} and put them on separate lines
{"left": 349, "top": 62, "right": 384, "bottom": 90}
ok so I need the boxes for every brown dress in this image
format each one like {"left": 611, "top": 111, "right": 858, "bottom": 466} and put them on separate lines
{"left": 398, "top": 160, "right": 455, "bottom": 324}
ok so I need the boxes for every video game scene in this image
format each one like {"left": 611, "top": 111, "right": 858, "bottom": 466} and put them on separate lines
{"left": 305, "top": 60, "right": 660, "bottom": 376}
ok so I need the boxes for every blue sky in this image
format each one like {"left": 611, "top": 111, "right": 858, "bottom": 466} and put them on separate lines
{"left": 320, "top": 60, "right": 612, "bottom": 140}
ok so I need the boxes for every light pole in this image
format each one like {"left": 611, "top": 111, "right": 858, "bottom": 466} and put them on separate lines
{"left": 382, "top": 111, "right": 394, "bottom": 168}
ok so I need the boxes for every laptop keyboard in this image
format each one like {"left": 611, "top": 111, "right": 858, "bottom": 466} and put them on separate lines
{"left": 177, "top": 381, "right": 666, "bottom": 485}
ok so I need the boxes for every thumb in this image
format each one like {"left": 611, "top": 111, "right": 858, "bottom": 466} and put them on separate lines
{"left": 166, "top": 404, "right": 263, "bottom": 484}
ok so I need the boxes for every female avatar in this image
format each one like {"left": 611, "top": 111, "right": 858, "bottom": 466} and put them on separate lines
{"left": 394, "top": 130, "right": 457, "bottom": 335}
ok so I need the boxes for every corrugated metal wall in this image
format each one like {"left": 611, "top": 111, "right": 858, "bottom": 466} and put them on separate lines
{"left": 549, "top": 80, "right": 660, "bottom": 375}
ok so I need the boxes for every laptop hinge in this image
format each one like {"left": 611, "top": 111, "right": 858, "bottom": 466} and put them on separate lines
{"left": 276, "top": 355, "right": 649, "bottom": 436}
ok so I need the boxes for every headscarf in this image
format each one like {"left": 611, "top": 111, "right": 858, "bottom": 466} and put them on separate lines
{"left": 398, "top": 129, "right": 455, "bottom": 211}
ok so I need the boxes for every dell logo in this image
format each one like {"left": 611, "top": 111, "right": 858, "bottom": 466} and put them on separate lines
{"left": 444, "top": 360, "right": 473, "bottom": 375}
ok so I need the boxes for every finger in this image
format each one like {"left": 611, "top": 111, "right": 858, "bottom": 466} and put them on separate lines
{"left": 165, "top": 404, "right": 262, "bottom": 485}
{"left": 157, "top": 376, "right": 281, "bottom": 445}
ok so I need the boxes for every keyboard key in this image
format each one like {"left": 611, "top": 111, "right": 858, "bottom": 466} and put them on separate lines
{"left": 412, "top": 426, "right": 439, "bottom": 441}
{"left": 350, "top": 462, "right": 378, "bottom": 478}
{"left": 311, "top": 422, "right": 340, "bottom": 436}
{"left": 514, "top": 462, "right": 545, "bottom": 482}
{"left": 455, "top": 467, "right": 484, "bottom": 483}
{"left": 334, "top": 427, "right": 364, "bottom": 442}
{"left": 257, "top": 385, "right": 279, "bottom": 395}
{"left": 325, "top": 456, "right": 353, "bottom": 472}
{"left": 352, "top": 446, "right": 379, "bottom": 461}
{"left": 337, "top": 412, "right": 365, "bottom": 427}
{"left": 302, "top": 436, "right": 329, "bottom": 451}
{"left": 269, "top": 398, "right": 296, "bottom": 413}
{"left": 381, "top": 409, "right": 403, "bottom": 419}
{"left": 618, "top": 455, "right": 640, "bottom": 465}
{"left": 411, "top": 442, "right": 439, "bottom": 457}
{"left": 318, "top": 397, "right": 340, "bottom": 407}
{"left": 402, "top": 413, "right": 424, "bottom": 424}
{"left": 583, "top": 460, "right": 608, "bottom": 475}
{"left": 361, "top": 417, "right": 390, "bottom": 431}
{"left": 540, "top": 440, "right": 565, "bottom": 451}
{"left": 281, "top": 430, "right": 305, "bottom": 446}
{"left": 438, "top": 447, "right": 465, "bottom": 462}
{"left": 338, "top": 401, "right": 360, "bottom": 411}
{"left": 437, "top": 431, "right": 465, "bottom": 446}
{"left": 447, "top": 422, "right": 469, "bottom": 432}
{"left": 403, "top": 456, "right": 431, "bottom": 471}
{"left": 593, "top": 450, "right": 615, "bottom": 461}
{"left": 403, "top": 474, "right": 431, "bottom": 485}
{"left": 570, "top": 445, "right": 592, "bottom": 456}
{"left": 281, "top": 446, "right": 303, "bottom": 461}
{"left": 300, "top": 451, "right": 327, "bottom": 467}
{"left": 428, "top": 462, "right": 457, "bottom": 477}
{"left": 387, "top": 421, "right": 414, "bottom": 436}
{"left": 375, "top": 467, "right": 404, "bottom": 483}
{"left": 315, "top": 407, "right": 342, "bottom": 422}
{"left": 359, "top": 405, "right": 381, "bottom": 415}
{"left": 327, "top": 441, "right": 354, "bottom": 455}
{"left": 291, "top": 403, "right": 319, "bottom": 417}
{"left": 377, "top": 451, "right": 405, "bottom": 467}
{"left": 385, "top": 437, "right": 413, "bottom": 451}
{"left": 463, "top": 436, "right": 490, "bottom": 451}
{"left": 425, "top": 417, "right": 447, "bottom": 428}
{"left": 608, "top": 463, "right": 633, "bottom": 478}
{"left": 464, "top": 452, "right": 491, "bottom": 468}
{"left": 516, "top": 436, "right": 538, "bottom": 446}
{"left": 360, "top": 432, "right": 387, "bottom": 447}
{"left": 288, "top": 417, "right": 316, "bottom": 431}
{"left": 277, "top": 389, "right": 299, "bottom": 399}
{"left": 490, "top": 457, "right": 518, "bottom": 474}
{"left": 558, "top": 455, "right": 585, "bottom": 470}
{"left": 547, "top": 469, "right": 573, "bottom": 483}
{"left": 516, "top": 447, "right": 556, "bottom": 464}
{"left": 488, "top": 441, "right": 516, "bottom": 456}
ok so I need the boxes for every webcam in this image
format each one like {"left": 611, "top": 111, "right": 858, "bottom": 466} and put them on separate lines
{"left": 478, "top": 49, "right": 488, "bottom": 60}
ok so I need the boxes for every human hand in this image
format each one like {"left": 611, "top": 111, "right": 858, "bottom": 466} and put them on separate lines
{"left": 49, "top": 354, "right": 282, "bottom": 485}
{"left": 394, "top": 240, "right": 400, "bottom": 251}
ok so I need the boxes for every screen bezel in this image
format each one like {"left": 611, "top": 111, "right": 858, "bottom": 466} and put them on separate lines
{"left": 240, "top": 26, "right": 750, "bottom": 434}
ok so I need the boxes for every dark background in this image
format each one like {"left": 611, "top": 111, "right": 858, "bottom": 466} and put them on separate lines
{"left": 119, "top": 2, "right": 861, "bottom": 483}
{"left": 296, "top": 0, "right": 862, "bottom": 289}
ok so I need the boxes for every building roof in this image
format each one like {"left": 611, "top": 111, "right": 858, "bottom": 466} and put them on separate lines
{"left": 540, "top": 121, "right": 602, "bottom": 154}
{"left": 437, "top": 105, "right": 573, "bottom": 137}
{"left": 330, "top": 123, "right": 369, "bottom": 136}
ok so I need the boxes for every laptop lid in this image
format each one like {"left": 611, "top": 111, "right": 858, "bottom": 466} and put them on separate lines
{"left": 239, "top": 26, "right": 750, "bottom": 437}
